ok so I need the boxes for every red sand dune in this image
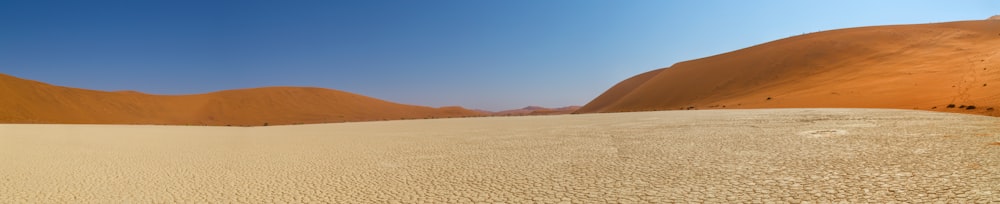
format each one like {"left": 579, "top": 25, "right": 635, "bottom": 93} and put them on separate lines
{"left": 0, "top": 73, "right": 484, "bottom": 126}
{"left": 578, "top": 19, "right": 1000, "bottom": 117}
{"left": 491, "top": 106, "right": 581, "bottom": 116}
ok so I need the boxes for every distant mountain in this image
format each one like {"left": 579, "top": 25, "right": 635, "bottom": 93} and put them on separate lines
{"left": 493, "top": 106, "right": 581, "bottom": 116}
{"left": 577, "top": 20, "right": 1000, "bottom": 117}
{"left": 0, "top": 73, "right": 484, "bottom": 126}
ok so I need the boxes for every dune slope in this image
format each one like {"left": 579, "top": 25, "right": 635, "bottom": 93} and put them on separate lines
{"left": 0, "top": 73, "right": 482, "bottom": 126}
{"left": 578, "top": 20, "right": 1000, "bottom": 116}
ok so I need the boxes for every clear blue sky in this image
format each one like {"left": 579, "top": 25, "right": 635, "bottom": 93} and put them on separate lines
{"left": 1, "top": 1, "right": 997, "bottom": 111}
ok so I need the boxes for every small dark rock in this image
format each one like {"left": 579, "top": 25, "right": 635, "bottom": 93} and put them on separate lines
{"left": 947, "top": 104, "right": 956, "bottom": 108}
{"left": 966, "top": 106, "right": 976, "bottom": 110}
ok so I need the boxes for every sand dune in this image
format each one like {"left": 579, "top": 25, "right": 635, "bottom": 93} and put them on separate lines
{"left": 0, "top": 73, "right": 483, "bottom": 126}
{"left": 577, "top": 20, "right": 1000, "bottom": 116}
{"left": 1, "top": 109, "right": 997, "bottom": 203}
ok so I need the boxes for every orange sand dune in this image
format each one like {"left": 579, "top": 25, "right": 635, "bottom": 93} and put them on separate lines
{"left": 578, "top": 19, "right": 1000, "bottom": 116}
{"left": 0, "top": 73, "right": 483, "bottom": 126}
{"left": 491, "top": 106, "right": 581, "bottom": 116}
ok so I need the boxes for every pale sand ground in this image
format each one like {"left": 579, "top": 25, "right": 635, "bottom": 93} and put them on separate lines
{"left": 1, "top": 108, "right": 999, "bottom": 203}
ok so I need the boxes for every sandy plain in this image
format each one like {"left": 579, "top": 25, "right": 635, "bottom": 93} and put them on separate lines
{"left": 1, "top": 108, "right": 999, "bottom": 203}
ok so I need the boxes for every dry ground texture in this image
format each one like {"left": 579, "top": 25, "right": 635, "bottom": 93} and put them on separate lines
{"left": 1, "top": 108, "right": 999, "bottom": 203}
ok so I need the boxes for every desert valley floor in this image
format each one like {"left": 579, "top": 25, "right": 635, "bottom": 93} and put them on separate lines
{"left": 1, "top": 108, "right": 999, "bottom": 203}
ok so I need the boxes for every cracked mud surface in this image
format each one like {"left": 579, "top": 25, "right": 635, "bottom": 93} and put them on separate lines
{"left": 1, "top": 108, "right": 999, "bottom": 203}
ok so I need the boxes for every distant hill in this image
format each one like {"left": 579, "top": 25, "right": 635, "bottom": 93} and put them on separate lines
{"left": 578, "top": 20, "right": 1000, "bottom": 117}
{"left": 492, "top": 106, "right": 581, "bottom": 116}
{"left": 0, "top": 73, "right": 484, "bottom": 126}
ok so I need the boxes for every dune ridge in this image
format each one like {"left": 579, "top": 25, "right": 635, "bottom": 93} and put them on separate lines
{"left": 577, "top": 20, "right": 1000, "bottom": 116}
{"left": 0, "top": 73, "right": 483, "bottom": 126}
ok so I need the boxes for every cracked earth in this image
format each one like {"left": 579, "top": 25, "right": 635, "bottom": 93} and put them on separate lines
{"left": 1, "top": 108, "right": 998, "bottom": 203}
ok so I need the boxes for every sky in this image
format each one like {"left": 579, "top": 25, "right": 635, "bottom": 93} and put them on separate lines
{"left": 1, "top": 1, "right": 997, "bottom": 111}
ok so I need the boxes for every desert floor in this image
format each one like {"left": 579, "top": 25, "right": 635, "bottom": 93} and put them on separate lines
{"left": 1, "top": 108, "right": 998, "bottom": 203}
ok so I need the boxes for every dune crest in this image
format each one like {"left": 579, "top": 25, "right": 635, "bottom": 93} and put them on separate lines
{"left": 0, "top": 73, "right": 483, "bottom": 126}
{"left": 577, "top": 20, "right": 1000, "bottom": 116}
